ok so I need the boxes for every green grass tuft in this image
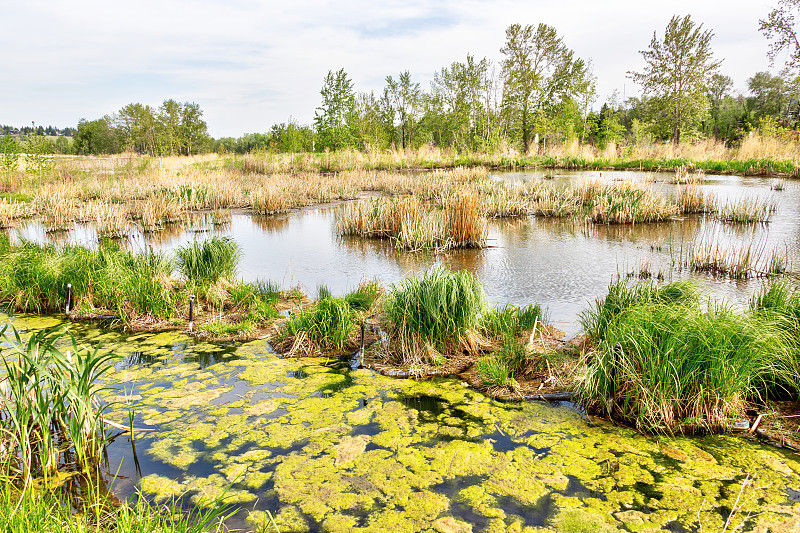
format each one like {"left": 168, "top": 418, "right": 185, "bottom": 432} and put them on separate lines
{"left": 175, "top": 236, "right": 241, "bottom": 284}
{"left": 384, "top": 267, "right": 486, "bottom": 348}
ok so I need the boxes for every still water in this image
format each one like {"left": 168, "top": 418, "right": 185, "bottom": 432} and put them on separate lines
{"left": 3, "top": 170, "right": 800, "bottom": 531}
{"left": 12, "top": 170, "right": 799, "bottom": 335}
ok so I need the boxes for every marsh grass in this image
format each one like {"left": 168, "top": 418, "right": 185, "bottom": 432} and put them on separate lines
{"left": 751, "top": 281, "right": 800, "bottom": 394}
{"left": 344, "top": 280, "right": 381, "bottom": 312}
{"left": 0, "top": 476, "right": 234, "bottom": 533}
{"left": 337, "top": 194, "right": 488, "bottom": 250}
{"left": 480, "top": 304, "right": 545, "bottom": 338}
{"left": 676, "top": 183, "right": 716, "bottom": 214}
{"left": 280, "top": 297, "right": 355, "bottom": 352}
{"left": 714, "top": 198, "right": 776, "bottom": 224}
{"left": 580, "top": 280, "right": 699, "bottom": 342}
{"left": 383, "top": 268, "right": 486, "bottom": 364}
{"left": 580, "top": 299, "right": 793, "bottom": 433}
{"left": 0, "top": 327, "right": 118, "bottom": 482}
{"left": 679, "top": 239, "right": 788, "bottom": 279}
{"left": 0, "top": 240, "right": 176, "bottom": 320}
{"left": 175, "top": 236, "right": 241, "bottom": 285}
{"left": 476, "top": 336, "right": 528, "bottom": 387}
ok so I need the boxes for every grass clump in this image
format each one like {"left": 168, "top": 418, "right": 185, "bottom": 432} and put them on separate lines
{"left": 175, "top": 236, "right": 241, "bottom": 284}
{"left": 383, "top": 267, "right": 486, "bottom": 364}
{"left": 280, "top": 297, "right": 355, "bottom": 352}
{"left": 476, "top": 337, "right": 528, "bottom": 387}
{"left": 344, "top": 280, "right": 381, "bottom": 312}
{"left": 481, "top": 304, "right": 545, "bottom": 338}
{"left": 580, "top": 279, "right": 698, "bottom": 342}
{"left": 0, "top": 240, "right": 177, "bottom": 321}
{"left": 0, "top": 327, "right": 118, "bottom": 481}
{"left": 580, "top": 280, "right": 800, "bottom": 434}
{"left": 714, "top": 198, "right": 776, "bottom": 223}
{"left": 384, "top": 267, "right": 485, "bottom": 347}
{"left": 0, "top": 477, "right": 233, "bottom": 533}
{"left": 581, "top": 300, "right": 791, "bottom": 433}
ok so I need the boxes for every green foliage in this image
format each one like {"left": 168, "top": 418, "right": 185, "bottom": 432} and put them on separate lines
{"left": 477, "top": 337, "right": 529, "bottom": 387}
{"left": 0, "top": 135, "right": 20, "bottom": 172}
{"left": 580, "top": 280, "right": 699, "bottom": 342}
{"left": 0, "top": 241, "right": 176, "bottom": 320}
{"left": 580, "top": 300, "right": 795, "bottom": 433}
{"left": 500, "top": 23, "right": 584, "bottom": 152}
{"left": 0, "top": 327, "right": 118, "bottom": 480}
{"left": 175, "top": 237, "right": 241, "bottom": 285}
{"left": 385, "top": 71, "right": 422, "bottom": 150}
{"left": 384, "top": 267, "right": 486, "bottom": 347}
{"left": 282, "top": 297, "right": 355, "bottom": 350}
{"left": 314, "top": 69, "right": 357, "bottom": 151}
{"left": 0, "top": 476, "right": 233, "bottom": 533}
{"left": 344, "top": 280, "right": 381, "bottom": 312}
{"left": 628, "top": 15, "right": 721, "bottom": 144}
{"left": 481, "top": 304, "right": 545, "bottom": 337}
{"left": 24, "top": 135, "right": 55, "bottom": 176}
{"left": 760, "top": 0, "right": 800, "bottom": 72}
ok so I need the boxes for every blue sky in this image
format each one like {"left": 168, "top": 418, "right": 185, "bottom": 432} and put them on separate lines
{"left": 1, "top": 0, "right": 780, "bottom": 138}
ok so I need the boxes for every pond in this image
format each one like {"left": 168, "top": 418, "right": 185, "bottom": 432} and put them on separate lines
{"left": 3, "top": 313, "right": 800, "bottom": 532}
{"left": 10, "top": 170, "right": 799, "bottom": 335}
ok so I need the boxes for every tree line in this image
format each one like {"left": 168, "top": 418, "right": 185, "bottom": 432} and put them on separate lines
{"left": 5, "top": 6, "right": 800, "bottom": 157}
{"left": 219, "top": 11, "right": 800, "bottom": 155}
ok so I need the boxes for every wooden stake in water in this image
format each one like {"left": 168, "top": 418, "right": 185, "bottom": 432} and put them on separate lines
{"left": 66, "top": 283, "right": 72, "bottom": 314}
{"left": 189, "top": 294, "right": 195, "bottom": 332}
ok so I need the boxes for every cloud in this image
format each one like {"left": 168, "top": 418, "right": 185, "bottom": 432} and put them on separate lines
{"left": 0, "top": 0, "right": 779, "bottom": 137}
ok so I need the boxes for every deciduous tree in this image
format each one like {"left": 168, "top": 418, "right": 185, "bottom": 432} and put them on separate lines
{"left": 628, "top": 15, "right": 720, "bottom": 144}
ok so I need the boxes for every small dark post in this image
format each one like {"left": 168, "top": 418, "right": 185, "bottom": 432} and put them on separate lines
{"left": 188, "top": 294, "right": 195, "bottom": 332}
{"left": 65, "top": 283, "right": 72, "bottom": 314}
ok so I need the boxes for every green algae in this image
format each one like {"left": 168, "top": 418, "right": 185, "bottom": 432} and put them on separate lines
{"left": 6, "top": 318, "right": 800, "bottom": 532}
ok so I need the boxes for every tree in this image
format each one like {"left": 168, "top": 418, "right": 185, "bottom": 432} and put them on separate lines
{"left": 385, "top": 71, "right": 421, "bottom": 150}
{"left": 0, "top": 135, "right": 20, "bottom": 172}
{"left": 760, "top": 0, "right": 800, "bottom": 72}
{"left": 628, "top": 15, "right": 721, "bottom": 144}
{"left": 500, "top": 23, "right": 575, "bottom": 153}
{"left": 747, "top": 72, "right": 789, "bottom": 121}
{"left": 314, "top": 69, "right": 357, "bottom": 151}
{"left": 707, "top": 73, "right": 733, "bottom": 138}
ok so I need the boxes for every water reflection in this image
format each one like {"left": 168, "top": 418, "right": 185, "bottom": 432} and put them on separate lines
{"left": 4, "top": 170, "right": 799, "bottom": 334}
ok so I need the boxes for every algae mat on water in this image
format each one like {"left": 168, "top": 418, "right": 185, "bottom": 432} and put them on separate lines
{"left": 4, "top": 314, "right": 800, "bottom": 532}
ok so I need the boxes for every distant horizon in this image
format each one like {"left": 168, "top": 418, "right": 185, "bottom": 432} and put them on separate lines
{"left": 1, "top": 1, "right": 785, "bottom": 138}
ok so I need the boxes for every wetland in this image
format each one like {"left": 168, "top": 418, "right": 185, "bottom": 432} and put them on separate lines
{"left": 1, "top": 159, "right": 800, "bottom": 532}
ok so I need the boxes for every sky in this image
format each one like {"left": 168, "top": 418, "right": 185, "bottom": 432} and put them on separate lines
{"left": 0, "top": 0, "right": 784, "bottom": 138}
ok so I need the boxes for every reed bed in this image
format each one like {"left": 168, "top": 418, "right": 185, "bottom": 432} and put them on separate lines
{"left": 679, "top": 239, "right": 787, "bottom": 278}
{"left": 714, "top": 198, "right": 776, "bottom": 224}
{"left": 0, "top": 327, "right": 117, "bottom": 481}
{"left": 676, "top": 183, "right": 716, "bottom": 214}
{"left": 336, "top": 194, "right": 488, "bottom": 251}
{"left": 0, "top": 199, "right": 32, "bottom": 228}
{"left": 671, "top": 165, "right": 706, "bottom": 184}
{"left": 175, "top": 236, "right": 241, "bottom": 285}
{"left": 0, "top": 236, "right": 176, "bottom": 320}
{"left": 580, "top": 280, "right": 800, "bottom": 433}
{"left": 573, "top": 179, "right": 678, "bottom": 224}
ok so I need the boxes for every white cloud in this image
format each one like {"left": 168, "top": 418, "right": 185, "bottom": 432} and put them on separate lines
{"left": 0, "top": 0, "right": 780, "bottom": 137}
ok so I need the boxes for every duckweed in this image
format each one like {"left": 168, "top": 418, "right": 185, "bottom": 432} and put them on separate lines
{"left": 5, "top": 317, "right": 800, "bottom": 532}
